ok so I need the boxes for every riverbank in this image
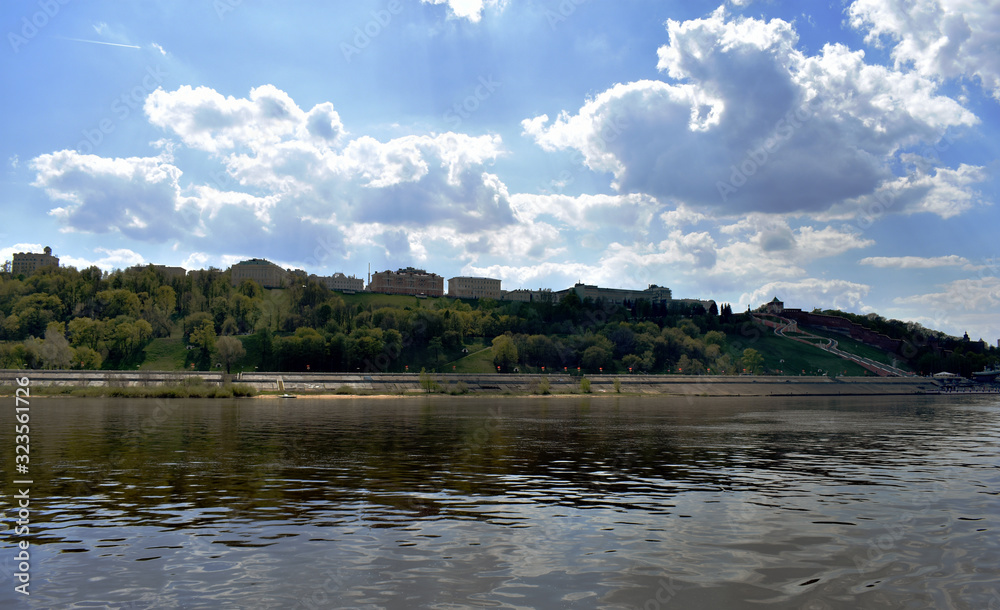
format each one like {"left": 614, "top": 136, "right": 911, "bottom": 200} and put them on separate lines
{"left": 0, "top": 369, "right": 965, "bottom": 397}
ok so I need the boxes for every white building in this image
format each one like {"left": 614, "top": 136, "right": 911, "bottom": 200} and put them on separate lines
{"left": 316, "top": 272, "right": 364, "bottom": 293}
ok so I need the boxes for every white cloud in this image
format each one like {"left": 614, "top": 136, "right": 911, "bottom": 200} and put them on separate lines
{"left": 31, "top": 151, "right": 184, "bottom": 241}
{"left": 522, "top": 7, "right": 979, "bottom": 216}
{"left": 849, "top": 0, "right": 1000, "bottom": 101}
{"left": 859, "top": 255, "right": 973, "bottom": 269}
{"left": 420, "top": 0, "right": 506, "bottom": 23}
{"left": 891, "top": 274, "right": 1000, "bottom": 340}
{"left": 33, "top": 86, "right": 517, "bottom": 268}
{"left": 741, "top": 278, "right": 872, "bottom": 312}
{"left": 58, "top": 247, "right": 146, "bottom": 271}
{"left": 822, "top": 163, "right": 986, "bottom": 221}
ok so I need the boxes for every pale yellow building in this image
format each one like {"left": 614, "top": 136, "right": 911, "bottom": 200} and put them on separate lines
{"left": 229, "top": 258, "right": 288, "bottom": 288}
{"left": 448, "top": 276, "right": 501, "bottom": 300}
{"left": 11, "top": 246, "right": 59, "bottom": 276}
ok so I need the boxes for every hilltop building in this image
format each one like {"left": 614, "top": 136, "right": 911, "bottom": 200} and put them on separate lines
{"left": 555, "top": 283, "right": 675, "bottom": 305}
{"left": 368, "top": 267, "right": 444, "bottom": 297}
{"left": 314, "top": 272, "right": 364, "bottom": 293}
{"left": 130, "top": 264, "right": 186, "bottom": 279}
{"left": 229, "top": 258, "right": 289, "bottom": 289}
{"left": 764, "top": 297, "right": 784, "bottom": 314}
{"left": 501, "top": 289, "right": 555, "bottom": 303}
{"left": 448, "top": 276, "right": 501, "bottom": 300}
{"left": 11, "top": 246, "right": 59, "bottom": 276}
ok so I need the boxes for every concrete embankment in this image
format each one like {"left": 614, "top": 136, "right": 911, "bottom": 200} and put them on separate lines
{"left": 239, "top": 372, "right": 945, "bottom": 396}
{"left": 0, "top": 370, "right": 956, "bottom": 396}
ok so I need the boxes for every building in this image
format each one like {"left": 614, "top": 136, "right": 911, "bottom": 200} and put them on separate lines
{"left": 448, "top": 276, "right": 501, "bottom": 300}
{"left": 368, "top": 267, "right": 444, "bottom": 297}
{"left": 11, "top": 246, "right": 59, "bottom": 276}
{"left": 315, "top": 272, "right": 364, "bottom": 293}
{"left": 139, "top": 264, "right": 185, "bottom": 279}
{"left": 500, "top": 289, "right": 555, "bottom": 303}
{"left": 764, "top": 297, "right": 784, "bottom": 314}
{"left": 229, "top": 258, "right": 289, "bottom": 288}
{"left": 554, "top": 283, "right": 674, "bottom": 305}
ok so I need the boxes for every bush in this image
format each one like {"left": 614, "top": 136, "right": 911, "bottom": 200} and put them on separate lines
{"left": 613, "top": 378, "right": 621, "bottom": 393}
{"left": 580, "top": 377, "right": 591, "bottom": 393}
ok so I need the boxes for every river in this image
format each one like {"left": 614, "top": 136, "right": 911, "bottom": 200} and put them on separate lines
{"left": 1, "top": 395, "right": 998, "bottom": 609}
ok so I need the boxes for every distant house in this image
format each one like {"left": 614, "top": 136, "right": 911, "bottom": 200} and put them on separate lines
{"left": 368, "top": 267, "right": 444, "bottom": 296}
{"left": 764, "top": 297, "right": 784, "bottom": 314}
{"left": 448, "top": 276, "right": 501, "bottom": 300}
{"left": 229, "top": 258, "right": 289, "bottom": 288}
{"left": 314, "top": 272, "right": 364, "bottom": 293}
{"left": 11, "top": 246, "right": 59, "bottom": 276}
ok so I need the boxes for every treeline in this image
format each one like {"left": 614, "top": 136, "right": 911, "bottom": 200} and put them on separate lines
{"left": 809, "top": 309, "right": 998, "bottom": 377}
{"left": 1, "top": 264, "right": 772, "bottom": 374}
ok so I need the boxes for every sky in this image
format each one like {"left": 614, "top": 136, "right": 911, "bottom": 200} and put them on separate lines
{"left": 2, "top": 0, "right": 999, "bottom": 341}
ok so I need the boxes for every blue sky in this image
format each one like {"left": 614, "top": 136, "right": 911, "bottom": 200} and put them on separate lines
{"left": 2, "top": 0, "right": 999, "bottom": 341}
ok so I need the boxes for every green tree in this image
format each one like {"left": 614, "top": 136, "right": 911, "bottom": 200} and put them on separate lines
{"left": 216, "top": 336, "right": 246, "bottom": 374}
{"left": 581, "top": 345, "right": 612, "bottom": 371}
{"left": 68, "top": 317, "right": 103, "bottom": 350}
{"left": 72, "top": 346, "right": 103, "bottom": 370}
{"left": 189, "top": 319, "right": 217, "bottom": 370}
{"left": 96, "top": 289, "right": 141, "bottom": 319}
{"left": 40, "top": 322, "right": 74, "bottom": 369}
{"left": 492, "top": 334, "right": 518, "bottom": 372}
{"left": 741, "top": 348, "right": 764, "bottom": 375}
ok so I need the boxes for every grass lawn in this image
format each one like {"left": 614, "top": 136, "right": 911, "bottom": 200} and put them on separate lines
{"left": 730, "top": 332, "right": 871, "bottom": 376}
{"left": 140, "top": 337, "right": 188, "bottom": 371}
{"left": 798, "top": 325, "right": 913, "bottom": 371}
{"left": 449, "top": 340, "right": 495, "bottom": 373}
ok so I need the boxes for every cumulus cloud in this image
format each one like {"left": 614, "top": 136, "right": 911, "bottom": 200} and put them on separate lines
{"left": 420, "top": 0, "right": 506, "bottom": 23}
{"left": 822, "top": 163, "right": 986, "bottom": 222}
{"left": 32, "top": 151, "right": 183, "bottom": 241}
{"left": 30, "top": 85, "right": 517, "bottom": 268}
{"left": 741, "top": 278, "right": 872, "bottom": 311}
{"left": 849, "top": 0, "right": 1000, "bottom": 101}
{"left": 522, "top": 6, "right": 979, "bottom": 216}
{"left": 59, "top": 247, "right": 146, "bottom": 271}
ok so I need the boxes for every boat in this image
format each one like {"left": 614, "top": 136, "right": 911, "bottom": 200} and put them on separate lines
{"left": 279, "top": 393, "right": 297, "bottom": 399}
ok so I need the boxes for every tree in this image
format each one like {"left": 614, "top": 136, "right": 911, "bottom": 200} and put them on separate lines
{"left": 96, "top": 289, "right": 141, "bottom": 319}
{"left": 189, "top": 319, "right": 217, "bottom": 370}
{"left": 216, "top": 336, "right": 246, "bottom": 374}
{"left": 72, "top": 346, "right": 103, "bottom": 370}
{"left": 68, "top": 317, "right": 103, "bottom": 350}
{"left": 741, "top": 348, "right": 764, "bottom": 375}
{"left": 492, "top": 334, "right": 518, "bottom": 371}
{"left": 40, "top": 322, "right": 74, "bottom": 369}
{"left": 581, "top": 345, "right": 612, "bottom": 371}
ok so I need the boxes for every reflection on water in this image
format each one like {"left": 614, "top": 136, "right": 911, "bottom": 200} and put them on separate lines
{"left": 2, "top": 395, "right": 999, "bottom": 608}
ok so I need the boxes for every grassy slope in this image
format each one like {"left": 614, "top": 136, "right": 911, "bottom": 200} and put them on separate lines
{"left": 730, "top": 332, "right": 871, "bottom": 376}
{"left": 140, "top": 337, "right": 188, "bottom": 371}
{"left": 798, "top": 325, "right": 913, "bottom": 371}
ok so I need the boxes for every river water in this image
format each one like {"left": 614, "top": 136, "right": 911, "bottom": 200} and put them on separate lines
{"left": 1, "top": 395, "right": 998, "bottom": 609}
